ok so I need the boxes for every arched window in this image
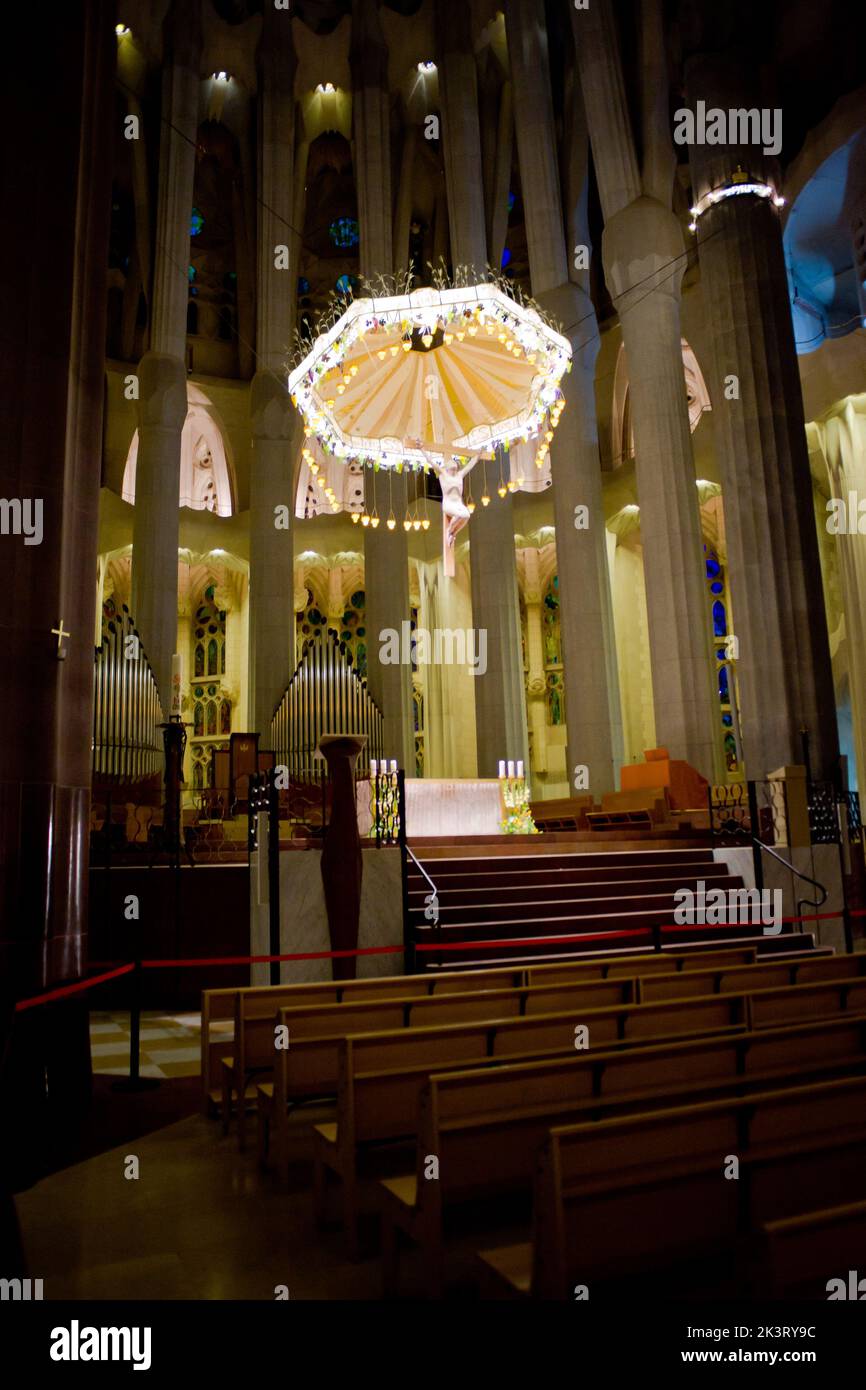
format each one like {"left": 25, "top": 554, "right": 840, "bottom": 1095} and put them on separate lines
{"left": 704, "top": 548, "right": 739, "bottom": 773}
{"left": 337, "top": 590, "right": 367, "bottom": 678}
{"left": 543, "top": 575, "right": 565, "bottom": 727}
{"left": 189, "top": 583, "right": 232, "bottom": 792}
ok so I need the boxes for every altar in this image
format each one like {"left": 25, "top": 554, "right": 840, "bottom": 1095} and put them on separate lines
{"left": 356, "top": 777, "right": 504, "bottom": 837}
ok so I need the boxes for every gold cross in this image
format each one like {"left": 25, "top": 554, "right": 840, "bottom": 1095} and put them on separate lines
{"left": 51, "top": 619, "right": 70, "bottom": 650}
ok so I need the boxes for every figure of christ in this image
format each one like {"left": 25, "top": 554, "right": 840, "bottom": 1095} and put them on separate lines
{"left": 408, "top": 439, "right": 490, "bottom": 577}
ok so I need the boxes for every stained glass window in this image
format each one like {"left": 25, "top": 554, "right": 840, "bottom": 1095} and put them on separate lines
{"left": 329, "top": 218, "right": 360, "bottom": 249}
{"left": 542, "top": 575, "right": 565, "bottom": 726}
{"left": 704, "top": 546, "right": 739, "bottom": 772}
{"left": 190, "top": 208, "right": 204, "bottom": 237}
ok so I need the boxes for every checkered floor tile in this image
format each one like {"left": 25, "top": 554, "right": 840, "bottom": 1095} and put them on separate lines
{"left": 89, "top": 1011, "right": 201, "bottom": 1079}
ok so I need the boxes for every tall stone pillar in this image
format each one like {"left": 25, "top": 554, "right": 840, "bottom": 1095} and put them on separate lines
{"left": 249, "top": 12, "right": 298, "bottom": 740}
{"left": 506, "top": 0, "right": 620, "bottom": 794}
{"left": 352, "top": 0, "right": 415, "bottom": 768}
{"left": 438, "top": 0, "right": 529, "bottom": 776}
{"left": 470, "top": 481, "right": 530, "bottom": 776}
{"left": 131, "top": 0, "right": 201, "bottom": 708}
{"left": 1, "top": 0, "right": 114, "bottom": 1167}
{"left": 573, "top": 0, "right": 718, "bottom": 778}
{"left": 684, "top": 45, "right": 839, "bottom": 779}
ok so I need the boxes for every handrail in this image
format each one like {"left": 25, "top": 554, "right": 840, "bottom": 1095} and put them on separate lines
{"left": 750, "top": 835, "right": 828, "bottom": 928}
{"left": 405, "top": 845, "right": 439, "bottom": 920}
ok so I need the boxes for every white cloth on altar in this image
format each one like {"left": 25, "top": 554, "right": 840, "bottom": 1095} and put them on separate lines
{"left": 356, "top": 778, "right": 502, "bottom": 837}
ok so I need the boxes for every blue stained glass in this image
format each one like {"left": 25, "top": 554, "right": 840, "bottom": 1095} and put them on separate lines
{"left": 187, "top": 265, "right": 196, "bottom": 282}
{"left": 329, "top": 217, "right": 360, "bottom": 249}
{"left": 722, "top": 713, "right": 733, "bottom": 727}
{"left": 501, "top": 247, "right": 512, "bottom": 269}
{"left": 297, "top": 277, "right": 310, "bottom": 294}
{"left": 718, "top": 666, "right": 729, "bottom": 698}
{"left": 190, "top": 208, "right": 204, "bottom": 237}
{"left": 712, "top": 600, "right": 726, "bottom": 636}
{"left": 335, "top": 274, "right": 358, "bottom": 296}
{"left": 710, "top": 580, "right": 723, "bottom": 594}
{"left": 705, "top": 554, "right": 721, "bottom": 579}
{"left": 508, "top": 191, "right": 516, "bottom": 212}
{"left": 716, "top": 649, "right": 726, "bottom": 662}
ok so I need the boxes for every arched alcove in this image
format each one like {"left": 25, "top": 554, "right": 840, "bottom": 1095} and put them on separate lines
{"left": 611, "top": 339, "right": 712, "bottom": 469}
{"left": 121, "top": 383, "right": 235, "bottom": 516}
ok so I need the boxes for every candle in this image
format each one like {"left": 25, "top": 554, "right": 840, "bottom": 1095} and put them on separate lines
{"left": 507, "top": 760, "right": 515, "bottom": 778}
{"left": 170, "top": 652, "right": 182, "bottom": 716}
{"left": 390, "top": 759, "right": 398, "bottom": 773}
{"left": 370, "top": 759, "right": 378, "bottom": 777}
{"left": 498, "top": 760, "right": 506, "bottom": 778}
{"left": 516, "top": 760, "right": 524, "bottom": 778}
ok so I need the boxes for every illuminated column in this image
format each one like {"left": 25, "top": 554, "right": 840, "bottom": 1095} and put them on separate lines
{"left": 248, "top": 11, "right": 297, "bottom": 739}
{"left": 521, "top": 550, "right": 549, "bottom": 776}
{"left": 573, "top": 0, "right": 718, "bottom": 777}
{"left": 131, "top": 0, "right": 201, "bottom": 708}
{"left": 684, "top": 47, "right": 838, "bottom": 778}
{"left": 506, "top": 0, "right": 620, "bottom": 793}
{"left": 437, "top": 0, "right": 529, "bottom": 776}
{"left": 352, "top": 0, "right": 415, "bottom": 768}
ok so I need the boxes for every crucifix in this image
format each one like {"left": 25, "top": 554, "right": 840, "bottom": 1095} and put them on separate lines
{"left": 408, "top": 438, "right": 491, "bottom": 578}
{"left": 51, "top": 619, "right": 70, "bottom": 659}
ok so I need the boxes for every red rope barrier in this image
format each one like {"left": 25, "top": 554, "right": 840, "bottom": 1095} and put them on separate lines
{"left": 12, "top": 907, "right": 866, "bottom": 1009}
{"left": 14, "top": 963, "right": 135, "bottom": 1013}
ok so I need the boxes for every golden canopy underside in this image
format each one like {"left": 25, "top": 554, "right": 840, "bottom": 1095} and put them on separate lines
{"left": 315, "top": 327, "right": 540, "bottom": 456}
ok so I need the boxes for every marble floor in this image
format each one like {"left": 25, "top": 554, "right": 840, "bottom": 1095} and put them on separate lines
{"left": 88, "top": 1010, "right": 201, "bottom": 1079}
{"left": 13, "top": 1088, "right": 523, "bottom": 1300}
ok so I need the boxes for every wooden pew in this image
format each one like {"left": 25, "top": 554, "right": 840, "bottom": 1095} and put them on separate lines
{"left": 380, "top": 1022, "right": 866, "bottom": 1295}
{"left": 228, "top": 974, "right": 637, "bottom": 1148}
{"left": 759, "top": 1199, "right": 866, "bottom": 1298}
{"left": 317, "top": 1011, "right": 866, "bottom": 1258}
{"left": 260, "top": 991, "right": 750, "bottom": 1177}
{"left": 206, "top": 945, "right": 838, "bottom": 1121}
{"left": 638, "top": 951, "right": 866, "bottom": 1003}
{"left": 201, "top": 967, "right": 525, "bottom": 1111}
{"left": 478, "top": 1072, "right": 866, "bottom": 1299}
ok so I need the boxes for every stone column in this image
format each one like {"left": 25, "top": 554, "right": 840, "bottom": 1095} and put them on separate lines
{"left": 572, "top": 0, "right": 718, "bottom": 778}
{"left": 248, "top": 12, "right": 297, "bottom": 740}
{"left": 506, "top": 0, "right": 621, "bottom": 793}
{"left": 684, "top": 45, "right": 839, "bottom": 780}
{"left": 438, "top": 0, "right": 529, "bottom": 776}
{"left": 352, "top": 0, "right": 415, "bottom": 768}
{"left": 131, "top": 0, "right": 201, "bottom": 708}
{"left": 1, "top": 0, "right": 114, "bottom": 1165}
{"left": 813, "top": 405, "right": 866, "bottom": 790}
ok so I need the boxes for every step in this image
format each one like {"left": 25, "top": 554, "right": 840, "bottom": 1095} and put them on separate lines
{"left": 409, "top": 886, "right": 747, "bottom": 930}
{"left": 406, "top": 862, "right": 733, "bottom": 892}
{"left": 417, "top": 932, "right": 822, "bottom": 972}
{"left": 407, "top": 848, "right": 720, "bottom": 875}
{"left": 417, "top": 928, "right": 817, "bottom": 973}
{"left": 407, "top": 875, "right": 744, "bottom": 913}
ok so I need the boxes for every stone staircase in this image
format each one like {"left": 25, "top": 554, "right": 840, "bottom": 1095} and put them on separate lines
{"left": 406, "top": 844, "right": 815, "bottom": 970}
